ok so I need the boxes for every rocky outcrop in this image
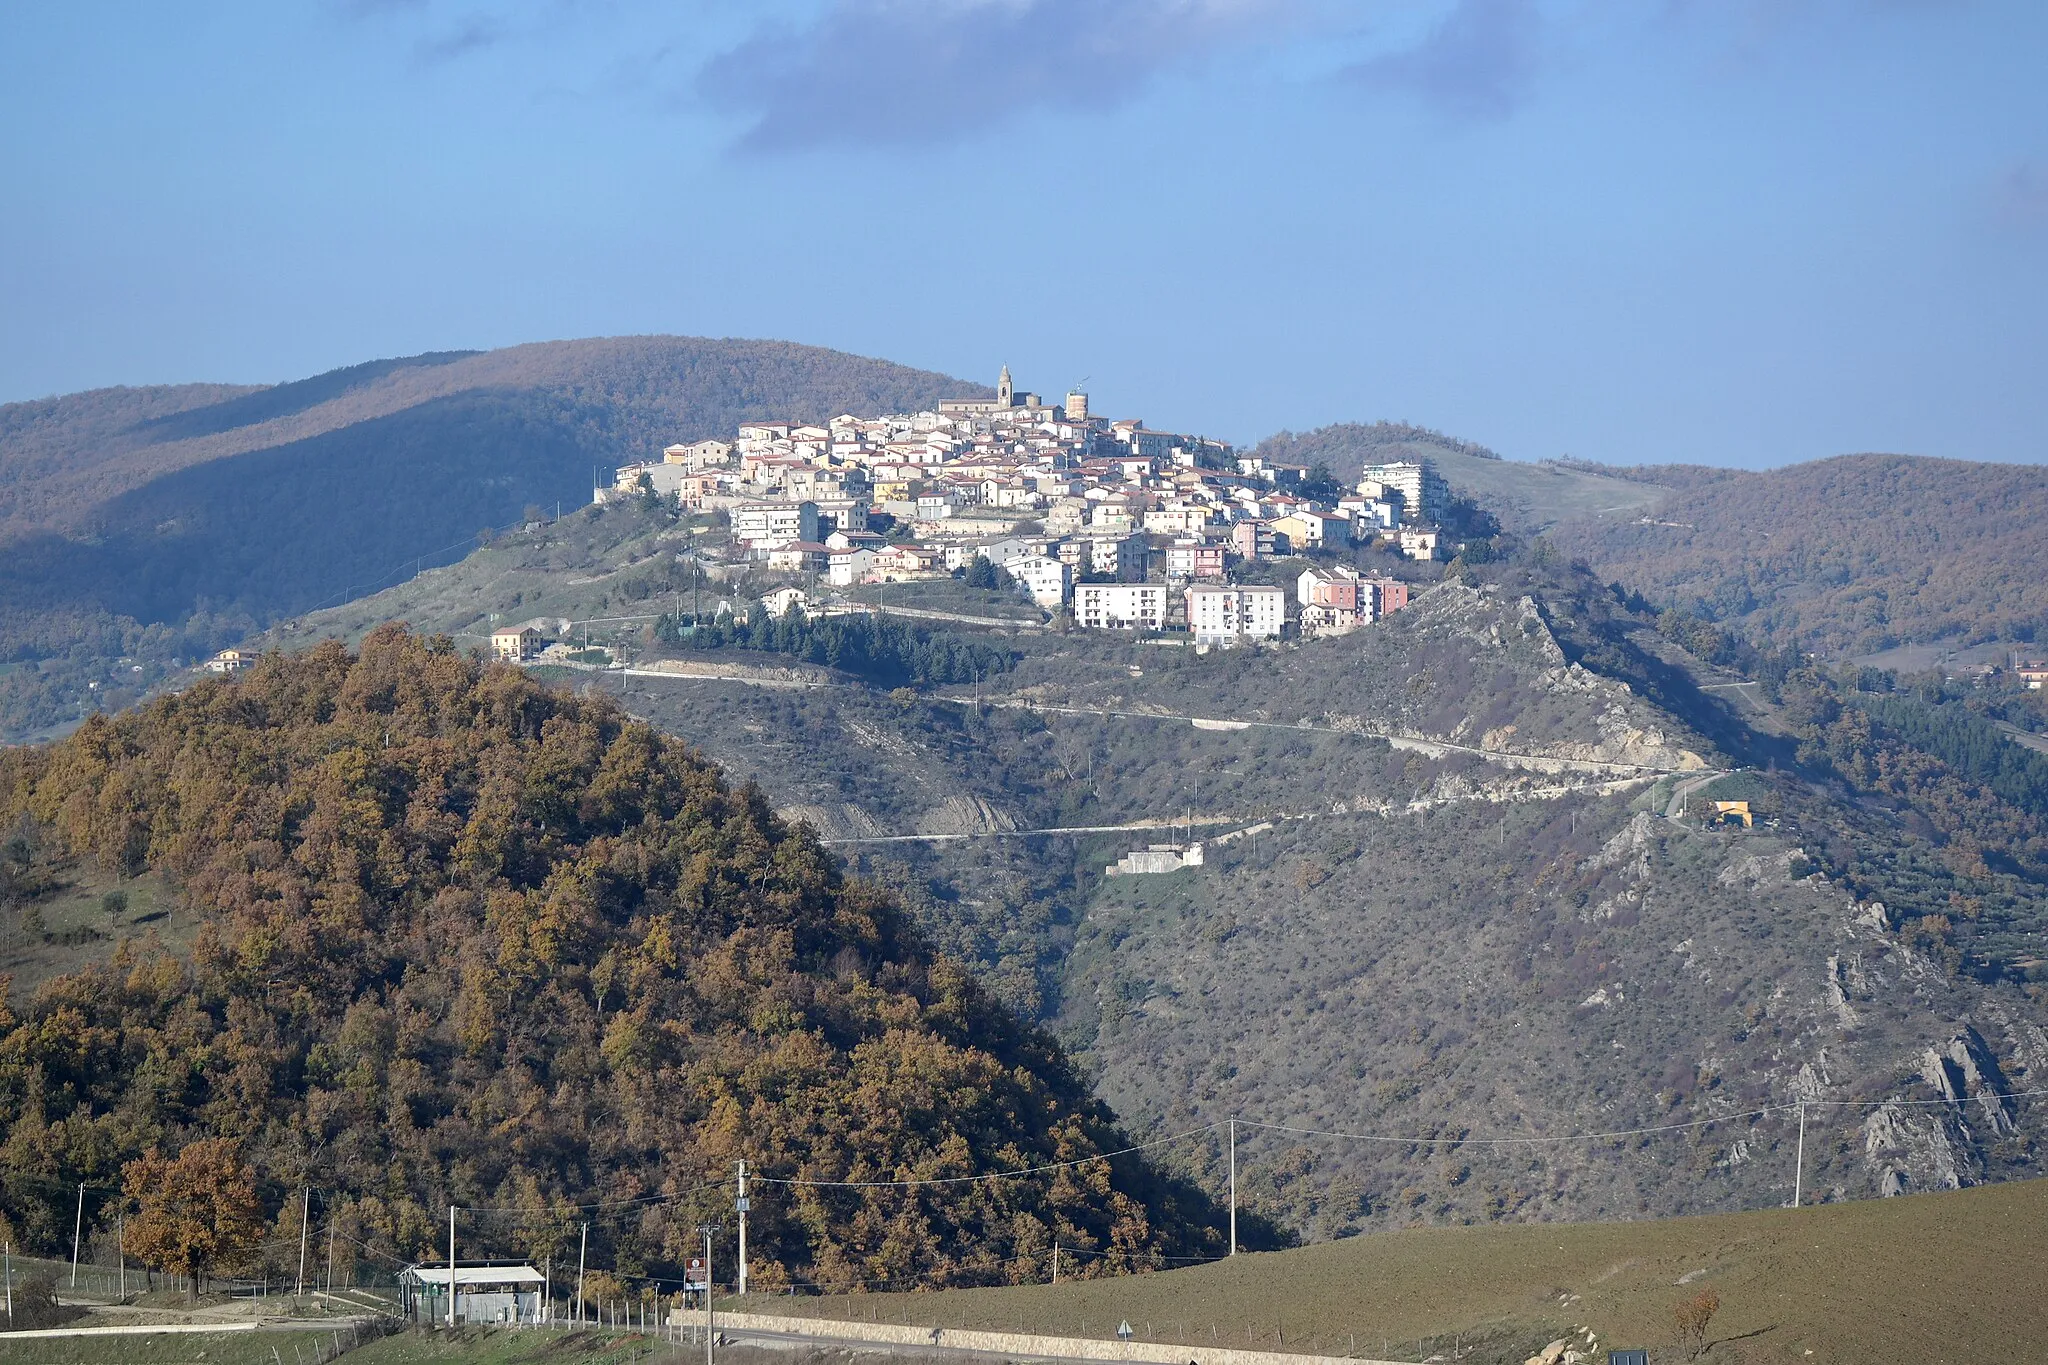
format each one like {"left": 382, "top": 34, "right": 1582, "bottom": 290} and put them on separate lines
{"left": 1921, "top": 1028, "right": 2017, "bottom": 1138}
{"left": 917, "top": 794, "right": 1018, "bottom": 836}
{"left": 1863, "top": 1100, "right": 1974, "bottom": 1194}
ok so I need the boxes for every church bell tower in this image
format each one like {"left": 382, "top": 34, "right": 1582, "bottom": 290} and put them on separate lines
{"left": 997, "top": 364, "right": 1013, "bottom": 407}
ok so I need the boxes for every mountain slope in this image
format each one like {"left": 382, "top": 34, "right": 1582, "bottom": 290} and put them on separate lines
{"left": 1249, "top": 423, "right": 1669, "bottom": 532}
{"left": 245, "top": 482, "right": 2048, "bottom": 1245}
{"left": 0, "top": 337, "right": 984, "bottom": 741}
{"left": 1548, "top": 453, "right": 2048, "bottom": 654}
{"left": 614, "top": 579, "right": 2048, "bottom": 1238}
{"left": 864, "top": 1177, "right": 2048, "bottom": 1365}
{"left": 0, "top": 339, "right": 980, "bottom": 540}
{"left": 0, "top": 627, "right": 1230, "bottom": 1284}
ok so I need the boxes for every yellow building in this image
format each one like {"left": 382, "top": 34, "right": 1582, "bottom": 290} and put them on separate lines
{"left": 490, "top": 622, "right": 545, "bottom": 663}
{"left": 1712, "top": 800, "right": 1753, "bottom": 828}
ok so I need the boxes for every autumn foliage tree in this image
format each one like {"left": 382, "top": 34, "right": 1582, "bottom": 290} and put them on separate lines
{"left": 1674, "top": 1286, "right": 1721, "bottom": 1360}
{"left": 0, "top": 627, "right": 1231, "bottom": 1290}
{"left": 123, "top": 1140, "right": 266, "bottom": 1300}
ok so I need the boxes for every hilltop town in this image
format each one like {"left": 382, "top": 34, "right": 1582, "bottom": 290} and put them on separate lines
{"left": 544, "top": 368, "right": 1461, "bottom": 656}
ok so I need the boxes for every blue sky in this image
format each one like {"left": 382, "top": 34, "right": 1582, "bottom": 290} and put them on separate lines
{"left": 2, "top": 0, "right": 2044, "bottom": 467}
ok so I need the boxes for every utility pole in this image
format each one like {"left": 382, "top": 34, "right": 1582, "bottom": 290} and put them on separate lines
{"left": 1051, "top": 1243, "right": 1059, "bottom": 1284}
{"left": 447, "top": 1205, "right": 457, "bottom": 1329}
{"left": 696, "top": 1225, "right": 718, "bottom": 1365}
{"left": 326, "top": 1218, "right": 336, "bottom": 1295}
{"left": 1793, "top": 1102, "right": 1807, "bottom": 1208}
{"left": 118, "top": 1213, "right": 124, "bottom": 1300}
{"left": 71, "top": 1183, "right": 84, "bottom": 1287}
{"left": 297, "top": 1188, "right": 310, "bottom": 1297}
{"left": 5, "top": 1241, "right": 11, "bottom": 1321}
{"left": 736, "top": 1161, "right": 749, "bottom": 1297}
{"left": 1228, "top": 1120, "right": 1237, "bottom": 1256}
{"left": 576, "top": 1223, "right": 588, "bottom": 1328}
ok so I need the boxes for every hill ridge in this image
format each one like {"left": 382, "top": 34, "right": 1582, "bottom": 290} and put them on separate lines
{"left": 0, "top": 625, "right": 1234, "bottom": 1285}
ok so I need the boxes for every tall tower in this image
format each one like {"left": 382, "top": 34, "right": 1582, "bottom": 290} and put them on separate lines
{"left": 997, "top": 364, "right": 1013, "bottom": 407}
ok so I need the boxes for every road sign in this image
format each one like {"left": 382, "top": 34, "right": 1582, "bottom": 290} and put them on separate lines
{"left": 735, "top": 1197, "right": 750, "bottom": 1212}
{"left": 685, "top": 1257, "right": 708, "bottom": 1292}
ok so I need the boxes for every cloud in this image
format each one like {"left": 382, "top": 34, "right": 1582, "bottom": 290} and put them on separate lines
{"left": 698, "top": 0, "right": 1282, "bottom": 154}
{"left": 1341, "top": 0, "right": 1541, "bottom": 121}
{"left": 415, "top": 14, "right": 505, "bottom": 63}
{"left": 1992, "top": 159, "right": 2048, "bottom": 235}
{"left": 331, "top": 0, "right": 430, "bottom": 18}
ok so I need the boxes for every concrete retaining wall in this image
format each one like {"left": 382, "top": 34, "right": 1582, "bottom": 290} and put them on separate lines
{"left": 677, "top": 1309, "right": 1410, "bottom": 1365}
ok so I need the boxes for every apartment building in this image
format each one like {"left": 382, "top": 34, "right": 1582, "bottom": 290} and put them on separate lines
{"left": 730, "top": 500, "right": 820, "bottom": 547}
{"left": 1075, "top": 583, "right": 1168, "bottom": 631}
{"left": 1185, "top": 584, "right": 1286, "bottom": 646}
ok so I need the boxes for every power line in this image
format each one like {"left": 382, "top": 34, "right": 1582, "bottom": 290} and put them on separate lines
{"left": 1235, "top": 1111, "right": 1775, "bottom": 1148}
{"left": 1231, "top": 1086, "right": 2048, "bottom": 1149}
{"left": 459, "top": 1180, "right": 728, "bottom": 1217}
{"left": 751, "top": 1124, "right": 1219, "bottom": 1189}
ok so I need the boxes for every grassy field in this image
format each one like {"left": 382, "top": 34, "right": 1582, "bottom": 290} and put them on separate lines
{"left": 339, "top": 1327, "right": 661, "bottom": 1365}
{"left": 0, "top": 1326, "right": 368, "bottom": 1365}
{"left": 0, "top": 860, "right": 191, "bottom": 1004}
{"left": 1424, "top": 447, "right": 1667, "bottom": 532}
{"left": 756, "top": 1177, "right": 2048, "bottom": 1364}
{"left": 341, "top": 1331, "right": 909, "bottom": 1365}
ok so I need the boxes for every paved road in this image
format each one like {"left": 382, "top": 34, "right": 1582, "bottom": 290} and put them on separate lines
{"left": 714, "top": 1323, "right": 1305, "bottom": 1365}
{"left": 719, "top": 1324, "right": 1110, "bottom": 1364}
{"left": 819, "top": 772, "right": 1660, "bottom": 847}
{"left": 945, "top": 696, "right": 1688, "bottom": 778}
{"left": 863, "top": 604, "right": 1046, "bottom": 631}
{"left": 711, "top": 1322, "right": 1398, "bottom": 1365}
{"left": 1664, "top": 771, "right": 1721, "bottom": 820}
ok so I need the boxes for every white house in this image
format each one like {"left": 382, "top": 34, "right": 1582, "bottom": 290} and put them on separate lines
{"left": 1398, "top": 528, "right": 1443, "bottom": 561}
{"left": 827, "top": 548, "right": 877, "bottom": 587}
{"left": 762, "top": 587, "right": 812, "bottom": 617}
{"left": 1009, "top": 554, "right": 1071, "bottom": 609}
{"left": 765, "top": 540, "right": 830, "bottom": 572}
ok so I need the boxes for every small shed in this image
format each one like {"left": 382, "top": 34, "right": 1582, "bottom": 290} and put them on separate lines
{"left": 400, "top": 1263, "right": 546, "bottom": 1325}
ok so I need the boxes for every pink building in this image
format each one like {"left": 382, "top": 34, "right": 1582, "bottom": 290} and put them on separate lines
{"left": 1167, "top": 538, "right": 1227, "bottom": 579}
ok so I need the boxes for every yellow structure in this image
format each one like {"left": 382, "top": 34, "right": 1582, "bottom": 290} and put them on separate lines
{"left": 490, "top": 622, "right": 544, "bottom": 663}
{"left": 1712, "top": 800, "right": 1753, "bottom": 828}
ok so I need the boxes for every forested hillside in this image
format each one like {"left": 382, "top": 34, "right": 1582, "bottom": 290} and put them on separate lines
{"left": 0, "top": 338, "right": 981, "bottom": 741}
{"left": 1548, "top": 453, "right": 2048, "bottom": 655}
{"left": 0, "top": 628, "right": 1230, "bottom": 1286}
